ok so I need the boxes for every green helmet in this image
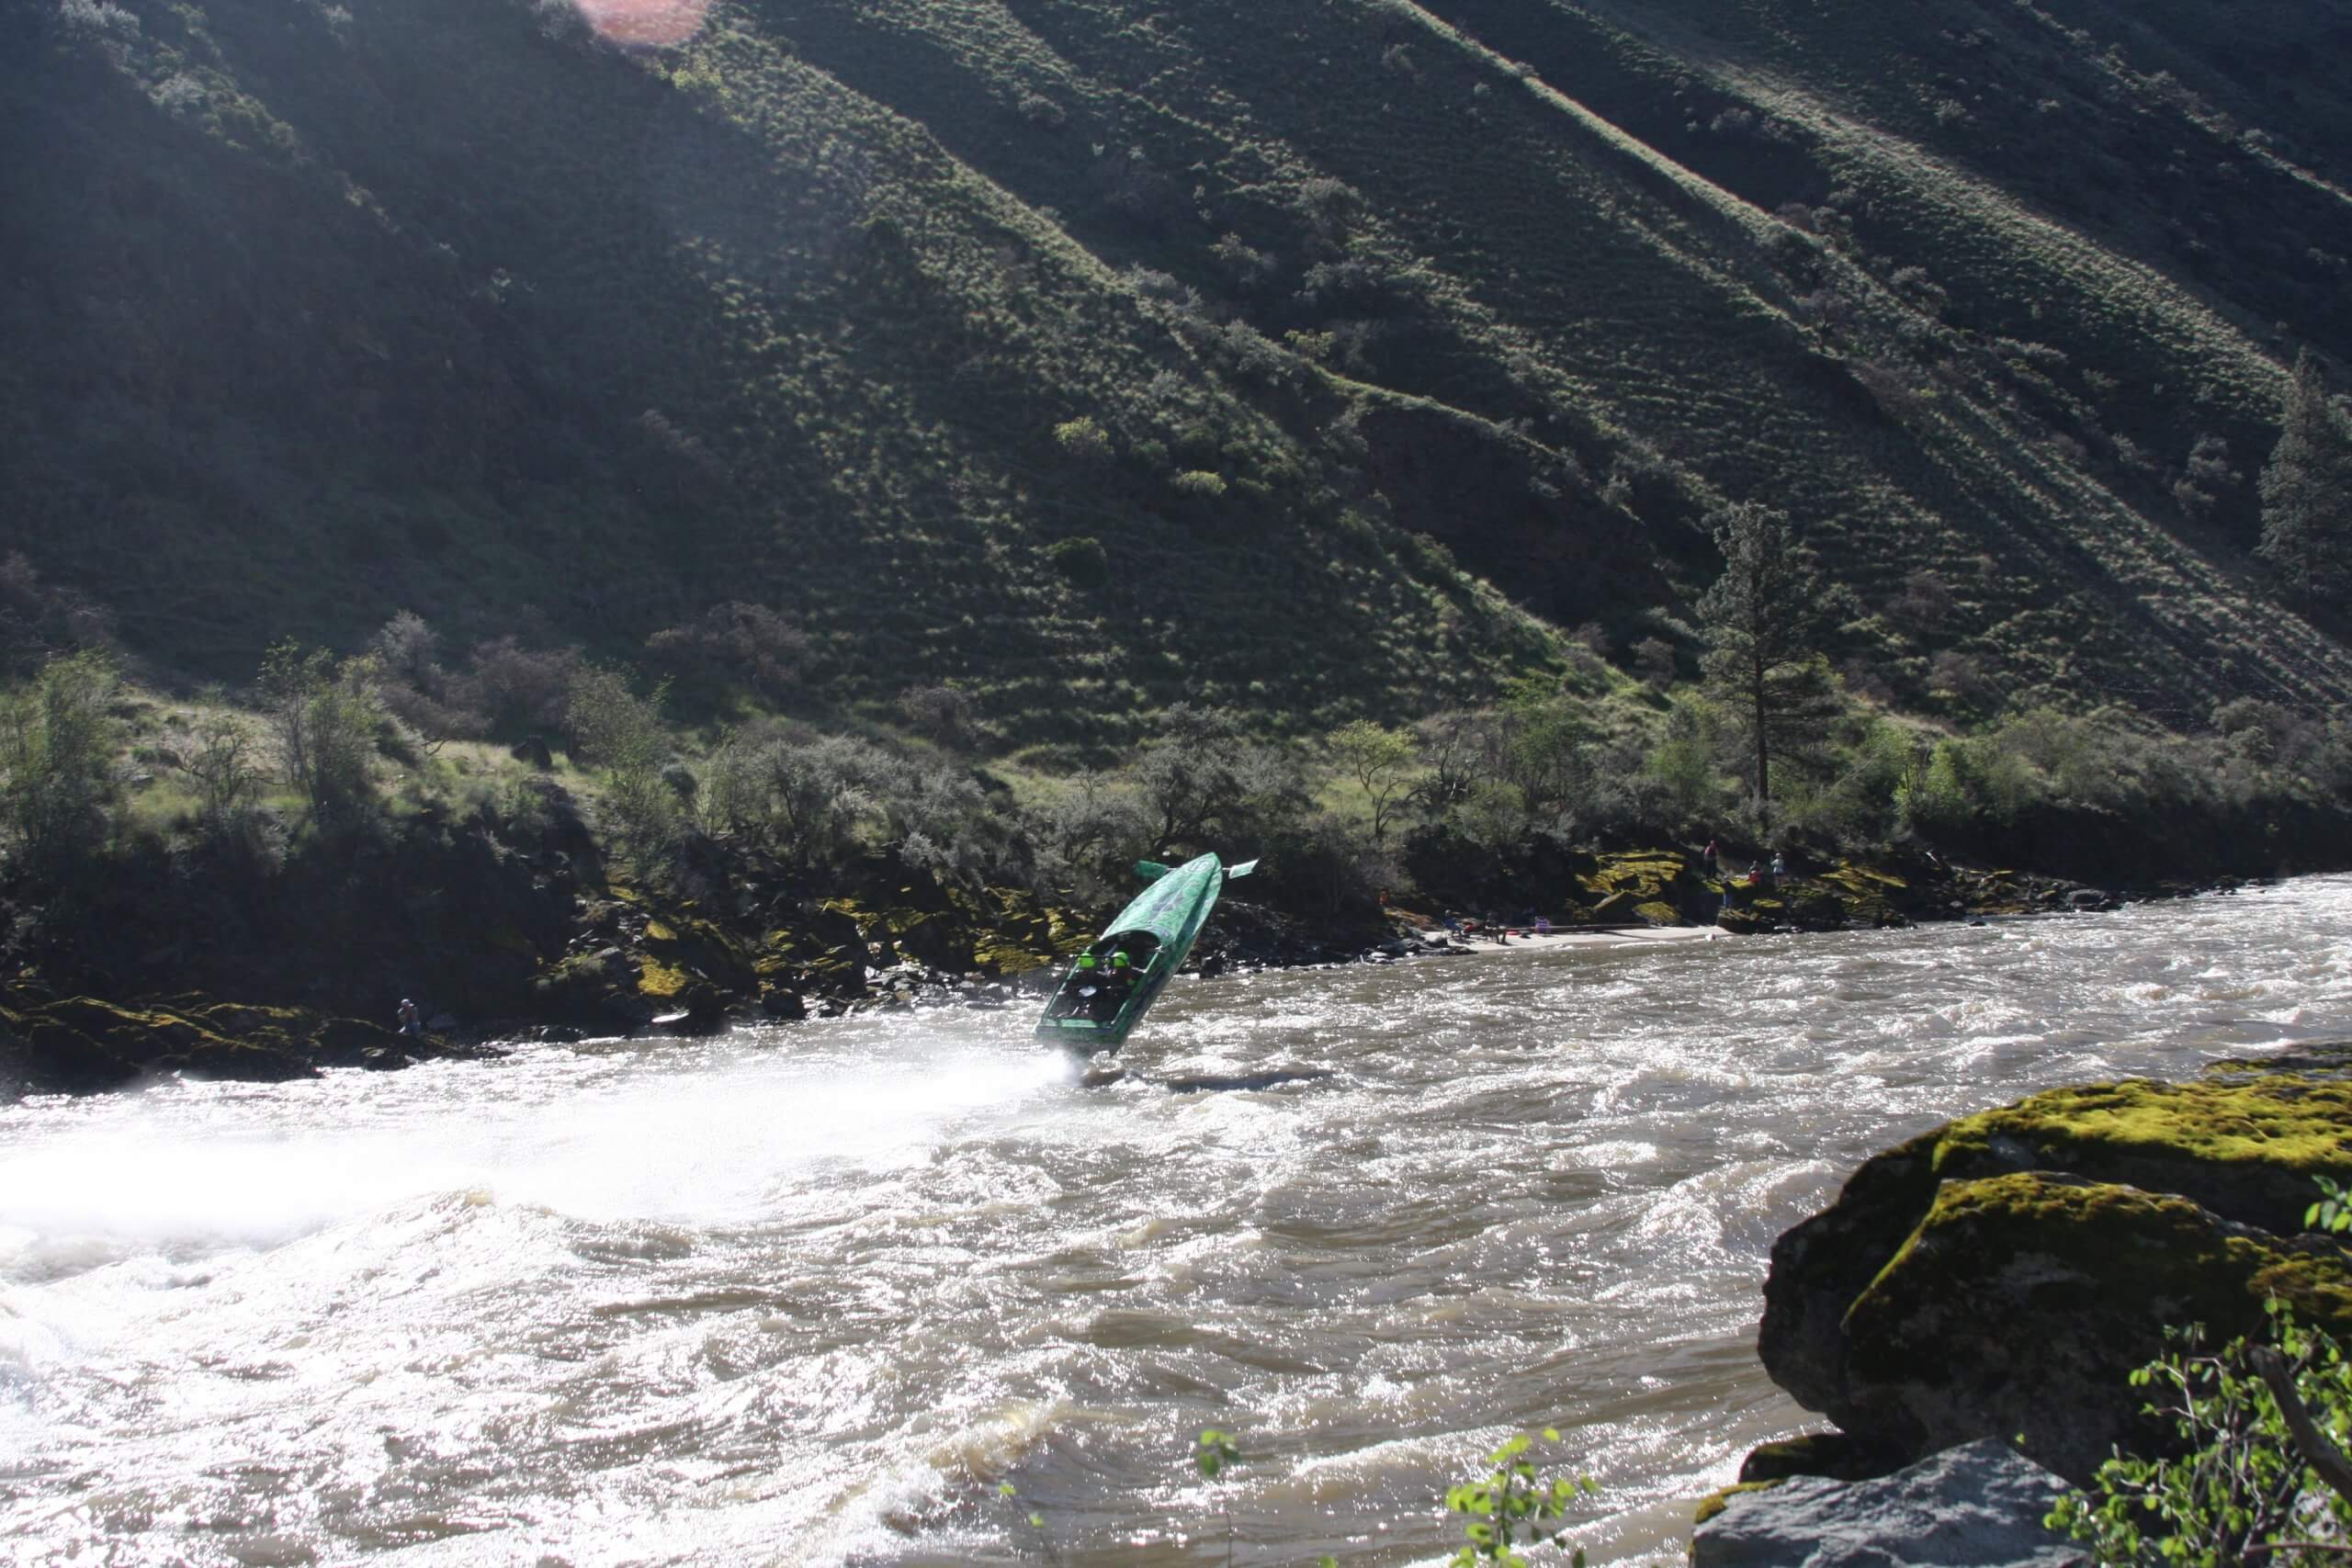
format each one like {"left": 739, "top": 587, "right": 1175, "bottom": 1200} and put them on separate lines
{"left": 1111, "top": 951, "right": 1131, "bottom": 969}
{"left": 1076, "top": 952, "right": 1097, "bottom": 969}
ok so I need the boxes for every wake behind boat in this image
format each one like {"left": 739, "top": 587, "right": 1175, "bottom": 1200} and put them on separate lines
{"left": 1035, "top": 852, "right": 1254, "bottom": 1054}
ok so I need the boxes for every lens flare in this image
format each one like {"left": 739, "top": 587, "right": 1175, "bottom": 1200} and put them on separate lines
{"left": 575, "top": 0, "right": 710, "bottom": 47}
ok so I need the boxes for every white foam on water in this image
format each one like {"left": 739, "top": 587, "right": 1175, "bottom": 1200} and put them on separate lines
{"left": 3, "top": 877, "right": 2351, "bottom": 1564}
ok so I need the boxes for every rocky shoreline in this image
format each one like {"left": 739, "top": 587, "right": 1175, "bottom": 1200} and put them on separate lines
{"left": 0, "top": 818, "right": 2248, "bottom": 1099}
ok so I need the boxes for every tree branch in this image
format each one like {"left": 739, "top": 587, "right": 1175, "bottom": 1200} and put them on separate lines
{"left": 2254, "top": 1347, "right": 2352, "bottom": 1507}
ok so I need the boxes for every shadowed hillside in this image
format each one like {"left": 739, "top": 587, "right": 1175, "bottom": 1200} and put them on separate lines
{"left": 4, "top": 0, "right": 2349, "bottom": 735}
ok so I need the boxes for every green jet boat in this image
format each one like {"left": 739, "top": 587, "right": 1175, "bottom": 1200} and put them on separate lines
{"left": 1035, "top": 852, "right": 1255, "bottom": 1053}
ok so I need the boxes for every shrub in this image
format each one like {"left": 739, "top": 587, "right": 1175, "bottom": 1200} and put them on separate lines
{"left": 1028, "top": 771, "right": 1151, "bottom": 896}
{"left": 1014, "top": 90, "right": 1066, "bottom": 129}
{"left": 372, "top": 613, "right": 483, "bottom": 745}
{"left": 1888, "top": 570, "right": 1955, "bottom": 633}
{"left": 1170, "top": 469, "right": 1229, "bottom": 499}
{"left": 1134, "top": 705, "right": 1306, "bottom": 854}
{"left": 705, "top": 728, "right": 886, "bottom": 874}
{"left": 565, "top": 665, "right": 675, "bottom": 862}
{"left": 178, "top": 699, "right": 264, "bottom": 832}
{"left": 2050, "top": 1308, "right": 2352, "bottom": 1564}
{"left": 644, "top": 602, "right": 808, "bottom": 702}
{"left": 896, "top": 683, "right": 985, "bottom": 749}
{"left": 1631, "top": 637, "right": 1677, "bottom": 690}
{"left": 1053, "top": 415, "right": 1113, "bottom": 461}
{"left": 1047, "top": 536, "right": 1110, "bottom": 587}
{"left": 454, "top": 636, "right": 580, "bottom": 739}
{"left": 0, "top": 650, "right": 120, "bottom": 881}
{"left": 259, "top": 643, "right": 384, "bottom": 832}
{"left": 1896, "top": 734, "right": 2037, "bottom": 836}
{"left": 1641, "top": 698, "right": 1735, "bottom": 830}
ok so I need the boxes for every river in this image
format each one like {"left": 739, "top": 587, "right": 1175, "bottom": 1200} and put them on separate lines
{"left": 3, "top": 877, "right": 2349, "bottom": 1566}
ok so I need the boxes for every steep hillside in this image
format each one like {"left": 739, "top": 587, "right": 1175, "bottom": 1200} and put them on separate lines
{"left": 4, "top": 0, "right": 2349, "bottom": 736}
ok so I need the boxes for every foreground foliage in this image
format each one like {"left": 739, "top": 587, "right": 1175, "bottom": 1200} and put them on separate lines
{"left": 2050, "top": 1308, "right": 2352, "bottom": 1565}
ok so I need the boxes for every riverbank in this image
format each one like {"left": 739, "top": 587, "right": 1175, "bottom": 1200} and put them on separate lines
{"left": 0, "top": 813, "right": 2301, "bottom": 1099}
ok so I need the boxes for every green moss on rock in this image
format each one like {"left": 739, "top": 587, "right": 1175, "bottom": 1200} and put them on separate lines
{"left": 1835, "top": 1169, "right": 2352, "bottom": 1483}
{"left": 1761, "top": 1065, "right": 2352, "bottom": 1487}
{"left": 1693, "top": 1480, "right": 1781, "bottom": 1527}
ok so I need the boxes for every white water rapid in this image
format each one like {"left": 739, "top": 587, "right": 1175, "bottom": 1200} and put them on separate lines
{"left": 5, "top": 877, "right": 2350, "bottom": 1566}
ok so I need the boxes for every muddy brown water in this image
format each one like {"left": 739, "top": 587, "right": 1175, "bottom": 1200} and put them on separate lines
{"left": 4, "top": 878, "right": 2349, "bottom": 1565}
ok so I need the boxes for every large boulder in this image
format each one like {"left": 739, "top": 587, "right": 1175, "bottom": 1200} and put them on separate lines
{"left": 1760, "top": 1065, "right": 2352, "bottom": 1485}
{"left": 1692, "top": 1438, "right": 2075, "bottom": 1568}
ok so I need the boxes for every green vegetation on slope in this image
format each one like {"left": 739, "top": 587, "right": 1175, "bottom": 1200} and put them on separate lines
{"left": 3, "top": 0, "right": 2349, "bottom": 740}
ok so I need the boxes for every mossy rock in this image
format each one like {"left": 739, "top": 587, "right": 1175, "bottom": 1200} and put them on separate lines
{"left": 1577, "top": 849, "right": 1690, "bottom": 901}
{"left": 530, "top": 953, "right": 653, "bottom": 1032}
{"left": 1921, "top": 1077, "right": 2352, "bottom": 1230}
{"left": 1760, "top": 1067, "right": 2352, "bottom": 1486}
{"left": 1736, "top": 1430, "right": 1907, "bottom": 1486}
{"left": 1837, "top": 1171, "right": 2352, "bottom": 1483}
{"left": 0, "top": 992, "right": 341, "bottom": 1088}
{"left": 1577, "top": 849, "right": 1708, "bottom": 924}
{"left": 1692, "top": 1480, "right": 1780, "bottom": 1528}
{"left": 637, "top": 960, "right": 692, "bottom": 999}
{"left": 637, "top": 906, "right": 755, "bottom": 992}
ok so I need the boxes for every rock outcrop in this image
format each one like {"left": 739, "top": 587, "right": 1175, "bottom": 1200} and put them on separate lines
{"left": 1691, "top": 1438, "right": 2076, "bottom": 1568}
{"left": 1758, "top": 1058, "right": 2352, "bottom": 1485}
{"left": 0, "top": 985, "right": 488, "bottom": 1094}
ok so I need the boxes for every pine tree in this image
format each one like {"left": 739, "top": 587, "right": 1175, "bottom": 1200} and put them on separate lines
{"left": 1697, "top": 502, "right": 1838, "bottom": 813}
{"left": 2257, "top": 351, "right": 2352, "bottom": 601}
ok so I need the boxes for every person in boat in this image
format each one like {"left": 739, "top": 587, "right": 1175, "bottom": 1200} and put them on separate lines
{"left": 1091, "top": 948, "right": 1136, "bottom": 1020}
{"left": 1047, "top": 950, "right": 1100, "bottom": 1018}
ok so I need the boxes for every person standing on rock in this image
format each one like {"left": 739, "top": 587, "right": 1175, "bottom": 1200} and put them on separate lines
{"left": 1702, "top": 837, "right": 1719, "bottom": 875}
{"left": 398, "top": 998, "right": 423, "bottom": 1037}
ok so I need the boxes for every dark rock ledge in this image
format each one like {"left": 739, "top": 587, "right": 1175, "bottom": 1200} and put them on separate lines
{"left": 1695, "top": 1043, "right": 2352, "bottom": 1561}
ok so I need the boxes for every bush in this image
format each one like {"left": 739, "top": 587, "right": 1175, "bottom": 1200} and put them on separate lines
{"left": 1895, "top": 734, "right": 2037, "bottom": 836}
{"left": 2050, "top": 1308, "right": 2352, "bottom": 1564}
{"left": 1047, "top": 536, "right": 1110, "bottom": 587}
{"left": 1631, "top": 637, "right": 1678, "bottom": 690}
{"left": 897, "top": 683, "right": 986, "bottom": 749}
{"left": 259, "top": 643, "right": 384, "bottom": 832}
{"left": 0, "top": 650, "right": 120, "bottom": 881}
{"left": 1028, "top": 771, "right": 1151, "bottom": 896}
{"left": 1170, "top": 469, "right": 1230, "bottom": 499}
{"left": 1053, "top": 416, "right": 1113, "bottom": 461}
{"left": 565, "top": 665, "right": 675, "bottom": 862}
{"left": 705, "top": 728, "right": 886, "bottom": 874}
{"left": 644, "top": 602, "right": 808, "bottom": 702}
{"left": 178, "top": 699, "right": 264, "bottom": 832}
{"left": 453, "top": 637, "right": 581, "bottom": 740}
{"left": 372, "top": 613, "right": 484, "bottom": 745}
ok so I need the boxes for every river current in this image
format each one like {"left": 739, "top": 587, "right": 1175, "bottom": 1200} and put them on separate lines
{"left": 4, "top": 877, "right": 2349, "bottom": 1566}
